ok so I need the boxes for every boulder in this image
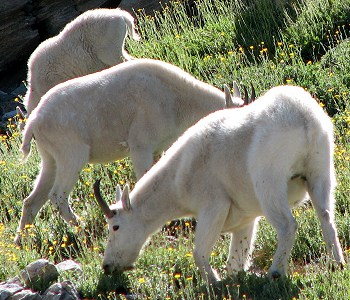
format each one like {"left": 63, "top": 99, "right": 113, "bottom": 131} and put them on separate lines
{"left": 20, "top": 260, "right": 59, "bottom": 292}
{"left": 0, "top": 0, "right": 39, "bottom": 74}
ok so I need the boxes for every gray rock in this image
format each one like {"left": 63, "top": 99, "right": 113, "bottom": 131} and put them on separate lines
{"left": 119, "top": 0, "right": 171, "bottom": 15}
{"left": 0, "top": 0, "right": 39, "bottom": 73}
{"left": 8, "top": 289, "right": 41, "bottom": 300}
{"left": 0, "top": 283, "right": 23, "bottom": 300}
{"left": 0, "top": 0, "right": 117, "bottom": 79}
{"left": 10, "top": 84, "right": 27, "bottom": 98}
{"left": 2, "top": 111, "right": 17, "bottom": 122}
{"left": 42, "top": 281, "right": 80, "bottom": 300}
{"left": 0, "top": 91, "right": 14, "bottom": 109}
{"left": 4, "top": 277, "right": 22, "bottom": 286}
{"left": 20, "top": 260, "right": 59, "bottom": 292}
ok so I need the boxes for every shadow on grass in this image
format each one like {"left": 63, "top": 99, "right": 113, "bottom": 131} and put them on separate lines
{"left": 94, "top": 270, "right": 300, "bottom": 299}
{"left": 95, "top": 272, "right": 131, "bottom": 299}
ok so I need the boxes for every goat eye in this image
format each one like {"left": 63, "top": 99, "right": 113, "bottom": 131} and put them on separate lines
{"left": 113, "top": 225, "right": 120, "bottom": 231}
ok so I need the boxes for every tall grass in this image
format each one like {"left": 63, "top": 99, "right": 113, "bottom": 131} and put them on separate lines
{"left": 1, "top": 0, "right": 350, "bottom": 298}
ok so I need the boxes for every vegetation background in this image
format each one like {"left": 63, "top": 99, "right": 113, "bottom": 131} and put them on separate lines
{"left": 1, "top": 0, "right": 350, "bottom": 298}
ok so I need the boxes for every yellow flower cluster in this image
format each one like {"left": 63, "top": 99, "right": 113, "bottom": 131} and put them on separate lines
{"left": 0, "top": 223, "right": 20, "bottom": 263}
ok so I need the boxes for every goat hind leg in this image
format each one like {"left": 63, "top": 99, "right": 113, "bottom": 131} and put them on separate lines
{"left": 226, "top": 219, "right": 258, "bottom": 275}
{"left": 256, "top": 179, "right": 298, "bottom": 278}
{"left": 308, "top": 179, "right": 345, "bottom": 264}
{"left": 15, "top": 152, "right": 56, "bottom": 243}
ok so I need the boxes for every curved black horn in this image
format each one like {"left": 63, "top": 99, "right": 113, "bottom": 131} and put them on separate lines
{"left": 250, "top": 83, "right": 256, "bottom": 103}
{"left": 94, "top": 179, "right": 115, "bottom": 219}
{"left": 243, "top": 85, "right": 249, "bottom": 105}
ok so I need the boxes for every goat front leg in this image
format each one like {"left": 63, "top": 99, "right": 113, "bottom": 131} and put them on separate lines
{"left": 194, "top": 198, "right": 230, "bottom": 283}
{"left": 48, "top": 147, "right": 89, "bottom": 226}
{"left": 226, "top": 219, "right": 258, "bottom": 276}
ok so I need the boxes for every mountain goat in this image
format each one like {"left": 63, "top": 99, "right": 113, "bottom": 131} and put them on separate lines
{"left": 24, "top": 8, "right": 140, "bottom": 117}
{"left": 94, "top": 85, "right": 345, "bottom": 282}
{"left": 15, "top": 59, "right": 243, "bottom": 243}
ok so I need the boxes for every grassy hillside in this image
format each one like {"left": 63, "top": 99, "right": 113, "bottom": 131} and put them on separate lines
{"left": 1, "top": 0, "right": 350, "bottom": 298}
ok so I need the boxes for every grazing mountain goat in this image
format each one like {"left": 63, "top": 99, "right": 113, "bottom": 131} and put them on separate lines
{"left": 94, "top": 85, "right": 345, "bottom": 282}
{"left": 24, "top": 8, "right": 140, "bottom": 117}
{"left": 15, "top": 59, "right": 243, "bottom": 243}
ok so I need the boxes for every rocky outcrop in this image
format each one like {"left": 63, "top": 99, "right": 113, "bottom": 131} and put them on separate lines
{"left": 0, "top": 259, "right": 83, "bottom": 300}
{"left": 0, "top": 0, "right": 122, "bottom": 92}
{"left": 0, "top": 0, "right": 121, "bottom": 133}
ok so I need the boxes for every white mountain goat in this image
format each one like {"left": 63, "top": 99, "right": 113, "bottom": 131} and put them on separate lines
{"left": 94, "top": 85, "right": 345, "bottom": 282}
{"left": 23, "top": 8, "right": 140, "bottom": 118}
{"left": 15, "top": 58, "right": 244, "bottom": 243}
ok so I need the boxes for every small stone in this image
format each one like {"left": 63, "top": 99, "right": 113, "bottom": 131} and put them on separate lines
{"left": 55, "top": 261, "right": 82, "bottom": 274}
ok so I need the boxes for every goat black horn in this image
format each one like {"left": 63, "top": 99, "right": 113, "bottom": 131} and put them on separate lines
{"left": 94, "top": 179, "right": 115, "bottom": 219}
{"left": 243, "top": 85, "right": 249, "bottom": 105}
{"left": 250, "top": 83, "right": 256, "bottom": 103}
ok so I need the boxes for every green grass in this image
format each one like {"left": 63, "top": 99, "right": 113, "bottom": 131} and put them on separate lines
{"left": 1, "top": 0, "right": 350, "bottom": 298}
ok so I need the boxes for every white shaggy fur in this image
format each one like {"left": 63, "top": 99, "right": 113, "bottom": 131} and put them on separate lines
{"left": 24, "top": 8, "right": 140, "bottom": 117}
{"left": 15, "top": 59, "right": 243, "bottom": 243}
{"left": 96, "top": 85, "right": 345, "bottom": 282}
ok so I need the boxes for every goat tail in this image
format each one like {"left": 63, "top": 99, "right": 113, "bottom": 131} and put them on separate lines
{"left": 123, "top": 14, "right": 141, "bottom": 41}
{"left": 21, "top": 122, "right": 34, "bottom": 162}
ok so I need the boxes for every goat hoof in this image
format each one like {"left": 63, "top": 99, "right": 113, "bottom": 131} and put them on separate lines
{"left": 331, "top": 261, "right": 346, "bottom": 272}
{"left": 340, "top": 262, "right": 347, "bottom": 271}
{"left": 271, "top": 271, "right": 281, "bottom": 279}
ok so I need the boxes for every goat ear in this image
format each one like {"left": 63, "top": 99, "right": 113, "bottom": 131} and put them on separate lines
{"left": 121, "top": 184, "right": 131, "bottom": 211}
{"left": 223, "top": 84, "right": 234, "bottom": 108}
{"left": 115, "top": 184, "right": 122, "bottom": 202}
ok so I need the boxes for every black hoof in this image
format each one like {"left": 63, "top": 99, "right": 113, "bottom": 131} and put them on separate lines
{"left": 271, "top": 271, "right": 281, "bottom": 279}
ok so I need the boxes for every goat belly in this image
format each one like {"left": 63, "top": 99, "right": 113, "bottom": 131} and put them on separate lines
{"left": 88, "top": 141, "right": 129, "bottom": 163}
{"left": 222, "top": 204, "right": 258, "bottom": 232}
